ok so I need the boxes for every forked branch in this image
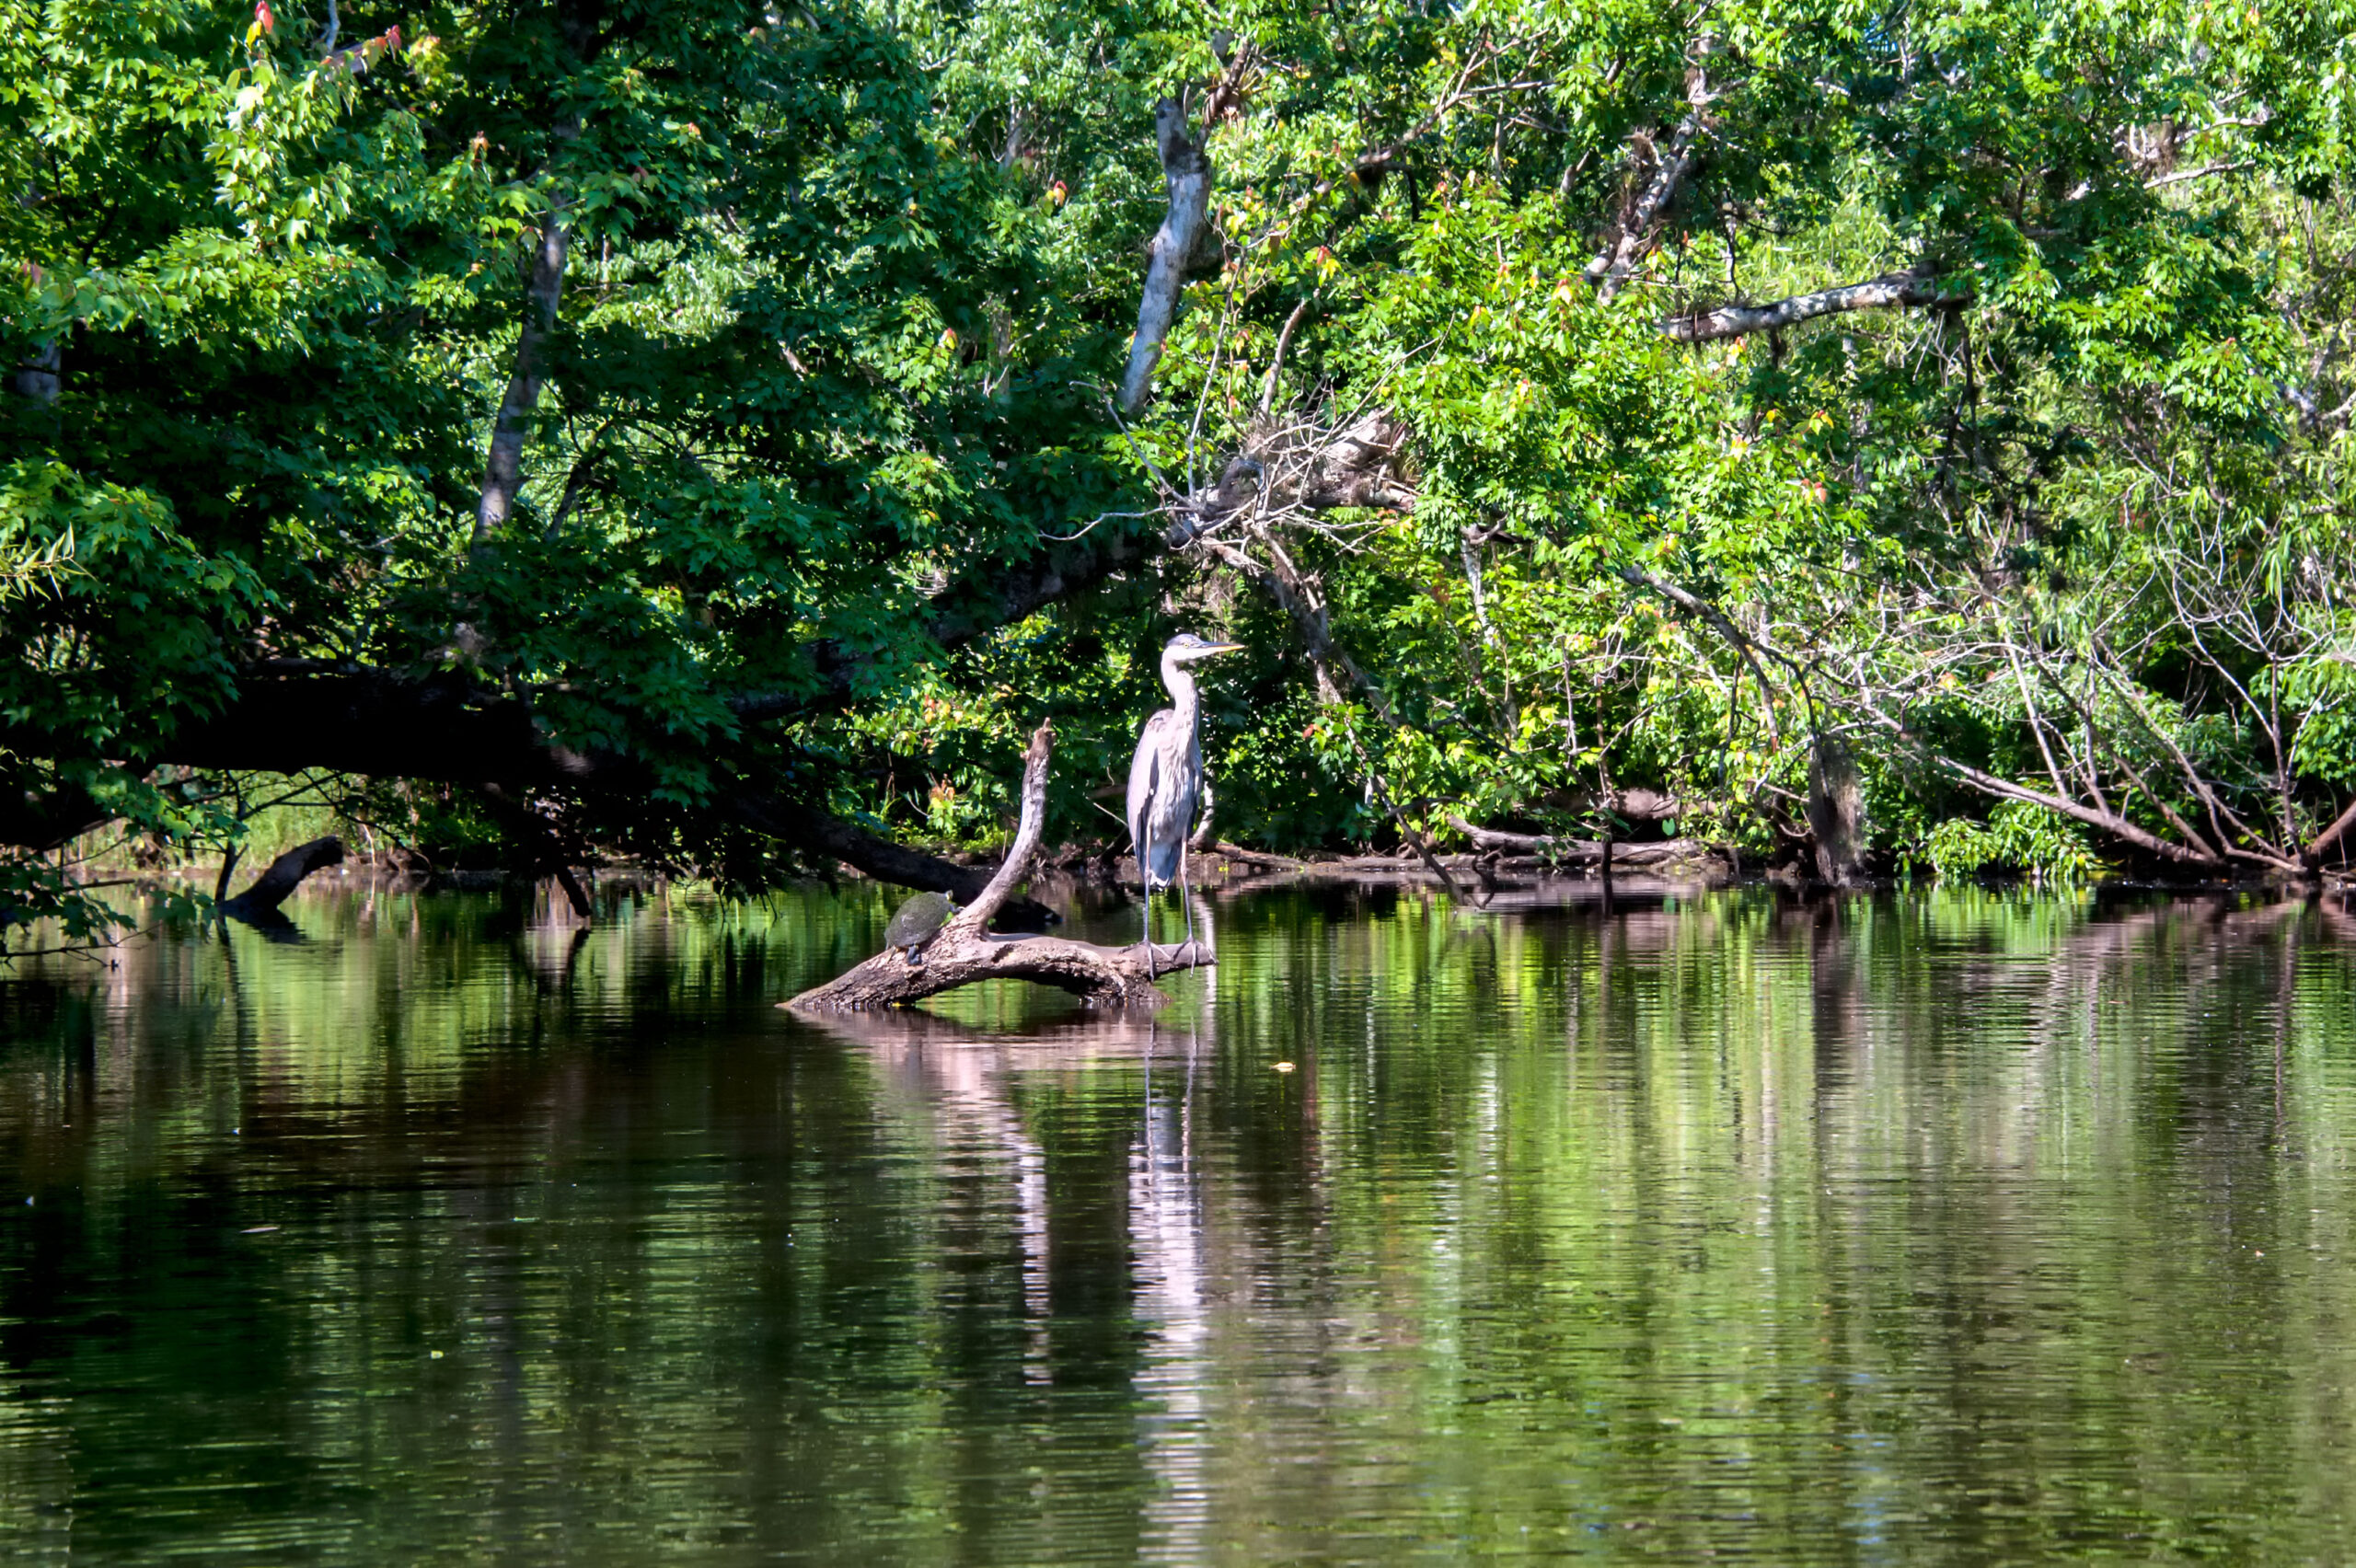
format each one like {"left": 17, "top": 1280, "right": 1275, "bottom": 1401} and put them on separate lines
{"left": 786, "top": 723, "right": 1212, "bottom": 1011}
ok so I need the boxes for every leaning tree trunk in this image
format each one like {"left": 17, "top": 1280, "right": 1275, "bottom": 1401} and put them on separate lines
{"left": 219, "top": 836, "right": 345, "bottom": 920}
{"left": 473, "top": 207, "right": 571, "bottom": 546}
{"left": 786, "top": 723, "right": 1211, "bottom": 1011}
{"left": 1116, "top": 97, "right": 1214, "bottom": 415}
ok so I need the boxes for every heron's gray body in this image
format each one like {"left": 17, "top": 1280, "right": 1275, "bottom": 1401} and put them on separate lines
{"left": 1126, "top": 708, "right": 1200, "bottom": 893}
{"left": 1126, "top": 634, "right": 1242, "bottom": 970}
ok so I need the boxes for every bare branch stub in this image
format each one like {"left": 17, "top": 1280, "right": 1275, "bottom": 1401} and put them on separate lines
{"left": 785, "top": 722, "right": 1213, "bottom": 1012}
{"left": 945, "top": 721, "right": 1056, "bottom": 936}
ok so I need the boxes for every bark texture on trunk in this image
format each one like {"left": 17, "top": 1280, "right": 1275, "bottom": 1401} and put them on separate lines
{"left": 473, "top": 211, "right": 572, "bottom": 544}
{"left": 219, "top": 836, "right": 345, "bottom": 918}
{"left": 1117, "top": 97, "right": 1213, "bottom": 414}
{"left": 1664, "top": 268, "right": 1953, "bottom": 343}
{"left": 10, "top": 340, "right": 60, "bottom": 404}
{"left": 789, "top": 724, "right": 1209, "bottom": 1010}
{"left": 1807, "top": 733, "right": 1866, "bottom": 885}
{"left": 1586, "top": 107, "right": 1707, "bottom": 305}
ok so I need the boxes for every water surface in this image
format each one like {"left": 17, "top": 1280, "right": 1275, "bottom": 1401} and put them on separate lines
{"left": 3, "top": 882, "right": 2355, "bottom": 1562}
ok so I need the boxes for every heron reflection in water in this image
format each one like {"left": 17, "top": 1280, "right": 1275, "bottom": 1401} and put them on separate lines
{"left": 1127, "top": 633, "right": 1243, "bottom": 975}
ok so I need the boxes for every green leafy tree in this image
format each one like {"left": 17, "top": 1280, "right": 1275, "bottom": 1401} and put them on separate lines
{"left": 6, "top": 0, "right": 2356, "bottom": 948}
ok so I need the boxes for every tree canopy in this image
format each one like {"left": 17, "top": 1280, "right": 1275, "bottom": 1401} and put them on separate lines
{"left": 6, "top": 0, "right": 2355, "bottom": 935}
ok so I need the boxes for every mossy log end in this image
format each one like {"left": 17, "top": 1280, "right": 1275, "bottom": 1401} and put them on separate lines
{"left": 784, "top": 722, "right": 1212, "bottom": 1012}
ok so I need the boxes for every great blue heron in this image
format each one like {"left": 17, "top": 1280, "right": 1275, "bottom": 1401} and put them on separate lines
{"left": 1127, "top": 632, "right": 1243, "bottom": 974}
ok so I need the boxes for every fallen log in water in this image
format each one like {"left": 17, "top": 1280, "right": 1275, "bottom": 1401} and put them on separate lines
{"left": 1445, "top": 815, "right": 1723, "bottom": 869}
{"left": 786, "top": 723, "right": 1211, "bottom": 1012}
{"left": 220, "top": 836, "right": 345, "bottom": 921}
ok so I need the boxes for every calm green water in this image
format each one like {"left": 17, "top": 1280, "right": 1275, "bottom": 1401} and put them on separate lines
{"left": 3, "top": 882, "right": 2356, "bottom": 1562}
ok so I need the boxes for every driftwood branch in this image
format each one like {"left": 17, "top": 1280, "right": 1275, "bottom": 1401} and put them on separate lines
{"left": 1875, "top": 721, "right": 2224, "bottom": 868}
{"left": 1446, "top": 815, "right": 1715, "bottom": 868}
{"left": 728, "top": 789, "right": 1057, "bottom": 928}
{"left": 1663, "top": 268, "right": 1958, "bottom": 343}
{"left": 787, "top": 723, "right": 1211, "bottom": 1011}
{"left": 945, "top": 723, "right": 1056, "bottom": 936}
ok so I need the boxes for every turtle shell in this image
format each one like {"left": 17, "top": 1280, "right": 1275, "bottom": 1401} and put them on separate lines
{"left": 884, "top": 890, "right": 956, "bottom": 950}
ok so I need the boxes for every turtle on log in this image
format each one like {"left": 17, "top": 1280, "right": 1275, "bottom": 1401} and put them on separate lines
{"left": 883, "top": 890, "right": 958, "bottom": 965}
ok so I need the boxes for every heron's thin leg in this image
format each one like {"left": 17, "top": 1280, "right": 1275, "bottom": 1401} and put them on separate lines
{"left": 1179, "top": 845, "right": 1195, "bottom": 956}
{"left": 1140, "top": 829, "right": 1157, "bottom": 978}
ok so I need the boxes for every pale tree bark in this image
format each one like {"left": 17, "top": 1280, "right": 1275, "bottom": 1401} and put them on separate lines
{"left": 1586, "top": 43, "right": 1717, "bottom": 305}
{"left": 788, "top": 723, "right": 1210, "bottom": 1011}
{"left": 1587, "top": 110, "right": 1707, "bottom": 304}
{"left": 1117, "top": 98, "right": 1215, "bottom": 415}
{"left": 474, "top": 208, "right": 572, "bottom": 545}
{"left": 1116, "top": 45, "right": 1257, "bottom": 415}
{"left": 1664, "top": 268, "right": 1956, "bottom": 343}
{"left": 10, "top": 340, "right": 60, "bottom": 404}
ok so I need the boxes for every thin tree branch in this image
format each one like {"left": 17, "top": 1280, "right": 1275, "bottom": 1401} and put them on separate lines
{"left": 1663, "top": 269, "right": 1958, "bottom": 343}
{"left": 1257, "top": 295, "right": 1312, "bottom": 418}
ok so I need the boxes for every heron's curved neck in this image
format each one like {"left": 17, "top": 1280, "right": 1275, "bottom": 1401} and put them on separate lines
{"left": 1159, "top": 652, "right": 1199, "bottom": 720}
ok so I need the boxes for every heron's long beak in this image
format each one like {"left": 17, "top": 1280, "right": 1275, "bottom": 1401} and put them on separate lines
{"left": 1192, "top": 641, "right": 1245, "bottom": 659}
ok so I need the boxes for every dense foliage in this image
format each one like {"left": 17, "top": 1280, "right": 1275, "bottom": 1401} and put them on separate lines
{"left": 5, "top": 0, "right": 2354, "bottom": 937}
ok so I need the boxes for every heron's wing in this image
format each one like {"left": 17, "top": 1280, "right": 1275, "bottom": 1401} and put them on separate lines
{"left": 1128, "top": 709, "right": 1192, "bottom": 889}
{"left": 1126, "top": 709, "right": 1172, "bottom": 847}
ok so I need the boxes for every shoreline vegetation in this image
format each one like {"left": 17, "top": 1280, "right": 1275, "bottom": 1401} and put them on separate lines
{"left": 6, "top": 2, "right": 2354, "bottom": 958}
{"left": 81, "top": 832, "right": 2355, "bottom": 907}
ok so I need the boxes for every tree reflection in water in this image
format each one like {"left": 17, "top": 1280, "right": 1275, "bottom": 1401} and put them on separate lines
{"left": 0, "top": 882, "right": 2352, "bottom": 1561}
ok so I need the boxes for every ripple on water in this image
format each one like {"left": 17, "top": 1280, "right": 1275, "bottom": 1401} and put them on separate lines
{"left": 0, "top": 886, "right": 2351, "bottom": 1562}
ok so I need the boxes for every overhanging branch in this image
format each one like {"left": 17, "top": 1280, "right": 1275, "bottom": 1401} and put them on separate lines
{"left": 1873, "top": 718, "right": 2226, "bottom": 869}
